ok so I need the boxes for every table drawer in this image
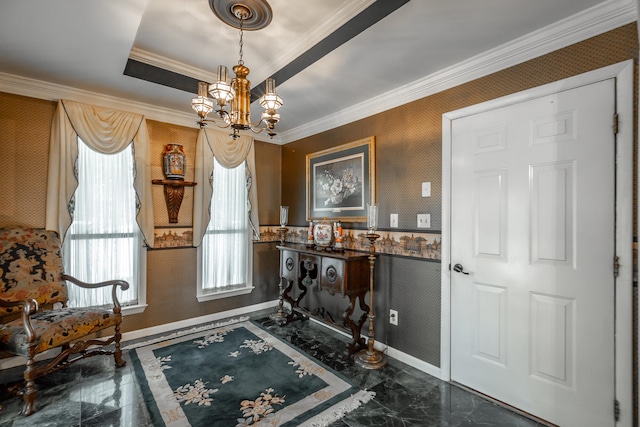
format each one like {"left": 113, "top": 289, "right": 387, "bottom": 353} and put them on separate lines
{"left": 280, "top": 249, "right": 298, "bottom": 282}
{"left": 320, "top": 257, "right": 345, "bottom": 295}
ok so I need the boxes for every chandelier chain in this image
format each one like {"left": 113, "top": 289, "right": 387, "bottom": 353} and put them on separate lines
{"left": 238, "top": 17, "right": 244, "bottom": 66}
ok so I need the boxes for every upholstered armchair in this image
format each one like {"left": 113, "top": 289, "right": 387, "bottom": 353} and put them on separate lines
{"left": 0, "top": 227, "right": 128, "bottom": 416}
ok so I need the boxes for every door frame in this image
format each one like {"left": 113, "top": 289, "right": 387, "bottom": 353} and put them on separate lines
{"left": 441, "top": 60, "right": 634, "bottom": 425}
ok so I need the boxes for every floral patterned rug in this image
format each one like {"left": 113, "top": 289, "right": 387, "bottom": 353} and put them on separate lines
{"left": 129, "top": 320, "right": 374, "bottom": 426}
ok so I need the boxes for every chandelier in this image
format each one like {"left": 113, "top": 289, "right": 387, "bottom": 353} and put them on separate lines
{"left": 191, "top": 0, "right": 283, "bottom": 139}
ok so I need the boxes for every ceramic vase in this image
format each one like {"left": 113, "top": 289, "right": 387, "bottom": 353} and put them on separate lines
{"left": 163, "top": 144, "right": 186, "bottom": 180}
{"left": 313, "top": 219, "right": 333, "bottom": 248}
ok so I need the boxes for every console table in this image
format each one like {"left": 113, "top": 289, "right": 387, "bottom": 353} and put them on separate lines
{"left": 276, "top": 244, "right": 370, "bottom": 354}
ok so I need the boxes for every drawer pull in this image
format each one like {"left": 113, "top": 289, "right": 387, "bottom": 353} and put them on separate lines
{"left": 325, "top": 266, "right": 338, "bottom": 283}
{"left": 285, "top": 257, "right": 295, "bottom": 271}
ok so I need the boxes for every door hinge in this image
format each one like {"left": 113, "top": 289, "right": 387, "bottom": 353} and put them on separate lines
{"left": 613, "top": 113, "right": 619, "bottom": 135}
{"left": 613, "top": 256, "right": 620, "bottom": 278}
{"left": 614, "top": 399, "right": 620, "bottom": 421}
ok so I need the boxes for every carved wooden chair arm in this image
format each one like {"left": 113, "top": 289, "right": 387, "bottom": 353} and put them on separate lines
{"left": 0, "top": 298, "right": 39, "bottom": 343}
{"left": 61, "top": 274, "right": 130, "bottom": 312}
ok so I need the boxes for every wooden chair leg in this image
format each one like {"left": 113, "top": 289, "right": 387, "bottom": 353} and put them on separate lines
{"left": 114, "top": 323, "right": 126, "bottom": 368}
{"left": 22, "top": 389, "right": 36, "bottom": 416}
{"left": 22, "top": 355, "right": 36, "bottom": 416}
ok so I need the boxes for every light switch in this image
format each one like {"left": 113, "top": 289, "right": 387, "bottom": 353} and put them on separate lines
{"left": 417, "top": 214, "right": 430, "bottom": 228}
{"left": 390, "top": 213, "right": 398, "bottom": 228}
{"left": 422, "top": 182, "right": 431, "bottom": 197}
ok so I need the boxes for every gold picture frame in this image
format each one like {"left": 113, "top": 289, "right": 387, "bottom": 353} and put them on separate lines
{"left": 306, "top": 136, "right": 376, "bottom": 222}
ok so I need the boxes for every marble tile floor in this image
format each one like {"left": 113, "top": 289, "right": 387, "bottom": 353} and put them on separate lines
{"left": 0, "top": 310, "right": 546, "bottom": 426}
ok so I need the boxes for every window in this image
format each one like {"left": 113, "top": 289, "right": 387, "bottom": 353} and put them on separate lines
{"left": 63, "top": 138, "right": 146, "bottom": 312}
{"left": 197, "top": 157, "right": 252, "bottom": 301}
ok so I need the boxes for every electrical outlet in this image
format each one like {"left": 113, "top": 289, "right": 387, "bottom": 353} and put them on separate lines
{"left": 417, "top": 214, "right": 430, "bottom": 228}
{"left": 389, "top": 309, "right": 398, "bottom": 326}
{"left": 390, "top": 213, "right": 398, "bottom": 228}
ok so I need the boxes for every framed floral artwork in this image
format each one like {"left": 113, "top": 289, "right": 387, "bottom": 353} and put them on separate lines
{"left": 306, "top": 136, "right": 375, "bottom": 222}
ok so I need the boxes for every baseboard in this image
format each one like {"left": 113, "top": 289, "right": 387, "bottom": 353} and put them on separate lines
{"left": 382, "top": 343, "right": 442, "bottom": 379}
{"left": 121, "top": 300, "right": 279, "bottom": 343}
{"left": 307, "top": 317, "right": 442, "bottom": 379}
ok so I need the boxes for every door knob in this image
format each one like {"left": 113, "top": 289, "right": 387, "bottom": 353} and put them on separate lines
{"left": 453, "top": 263, "right": 470, "bottom": 275}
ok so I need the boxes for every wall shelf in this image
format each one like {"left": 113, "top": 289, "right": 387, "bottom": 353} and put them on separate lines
{"left": 152, "top": 179, "right": 197, "bottom": 223}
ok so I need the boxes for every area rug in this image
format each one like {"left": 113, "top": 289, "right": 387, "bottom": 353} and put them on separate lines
{"left": 129, "top": 320, "right": 375, "bottom": 426}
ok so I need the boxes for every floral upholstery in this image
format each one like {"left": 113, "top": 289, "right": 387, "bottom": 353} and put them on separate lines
{"left": 0, "top": 307, "right": 121, "bottom": 356}
{"left": 0, "top": 227, "right": 127, "bottom": 416}
{"left": 0, "top": 228, "right": 68, "bottom": 318}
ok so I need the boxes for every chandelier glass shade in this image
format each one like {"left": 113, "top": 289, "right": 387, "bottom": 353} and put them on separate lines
{"left": 191, "top": 2, "right": 283, "bottom": 139}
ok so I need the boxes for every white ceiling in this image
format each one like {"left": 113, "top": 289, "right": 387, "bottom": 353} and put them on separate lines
{"left": 0, "top": 0, "right": 635, "bottom": 144}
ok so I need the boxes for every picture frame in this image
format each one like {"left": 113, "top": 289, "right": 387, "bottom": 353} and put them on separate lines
{"left": 306, "top": 136, "right": 375, "bottom": 222}
{"left": 153, "top": 227, "right": 193, "bottom": 248}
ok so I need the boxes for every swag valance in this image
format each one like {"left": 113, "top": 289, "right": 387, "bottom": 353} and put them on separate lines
{"left": 45, "top": 100, "right": 154, "bottom": 247}
{"left": 192, "top": 128, "right": 260, "bottom": 247}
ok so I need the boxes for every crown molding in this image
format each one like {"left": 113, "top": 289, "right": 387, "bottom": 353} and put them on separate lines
{"left": 276, "top": 0, "right": 637, "bottom": 144}
{"left": 129, "top": 48, "right": 216, "bottom": 83}
{"left": 0, "top": 72, "right": 198, "bottom": 128}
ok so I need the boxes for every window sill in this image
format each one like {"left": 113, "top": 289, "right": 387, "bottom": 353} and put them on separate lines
{"left": 197, "top": 286, "right": 255, "bottom": 302}
{"left": 122, "top": 304, "right": 148, "bottom": 315}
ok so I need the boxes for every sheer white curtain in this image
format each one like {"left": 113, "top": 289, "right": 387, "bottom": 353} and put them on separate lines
{"left": 64, "top": 139, "right": 142, "bottom": 307}
{"left": 194, "top": 129, "right": 258, "bottom": 300}
{"left": 46, "top": 100, "right": 152, "bottom": 309}
{"left": 200, "top": 157, "right": 250, "bottom": 293}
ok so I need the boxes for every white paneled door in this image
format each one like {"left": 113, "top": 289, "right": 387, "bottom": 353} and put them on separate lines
{"left": 450, "top": 79, "right": 616, "bottom": 426}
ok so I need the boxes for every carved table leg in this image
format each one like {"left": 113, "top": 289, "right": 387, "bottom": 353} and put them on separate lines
{"left": 295, "top": 272, "right": 310, "bottom": 307}
{"left": 344, "top": 293, "right": 368, "bottom": 355}
{"left": 272, "top": 277, "right": 309, "bottom": 325}
{"left": 285, "top": 272, "right": 310, "bottom": 323}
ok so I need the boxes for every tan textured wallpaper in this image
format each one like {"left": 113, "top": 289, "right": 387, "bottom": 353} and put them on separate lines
{"left": 0, "top": 94, "right": 55, "bottom": 228}
{"left": 254, "top": 140, "right": 282, "bottom": 226}
{"left": 147, "top": 120, "right": 199, "bottom": 227}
